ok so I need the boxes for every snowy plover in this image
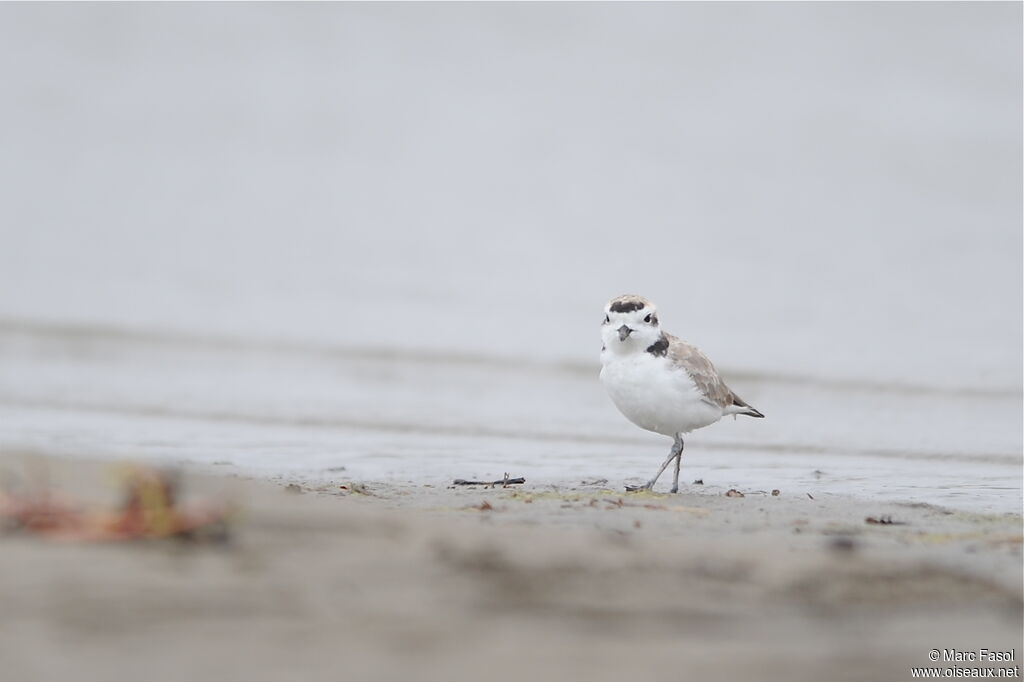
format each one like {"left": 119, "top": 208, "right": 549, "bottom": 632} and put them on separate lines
{"left": 599, "top": 294, "right": 764, "bottom": 493}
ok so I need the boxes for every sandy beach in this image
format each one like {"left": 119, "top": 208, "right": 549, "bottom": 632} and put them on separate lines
{"left": 1, "top": 455, "right": 1020, "bottom": 682}
{"left": 0, "top": 4, "right": 1020, "bottom": 680}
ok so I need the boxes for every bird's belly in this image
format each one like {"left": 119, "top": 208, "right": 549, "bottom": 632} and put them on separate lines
{"left": 600, "top": 356, "right": 722, "bottom": 436}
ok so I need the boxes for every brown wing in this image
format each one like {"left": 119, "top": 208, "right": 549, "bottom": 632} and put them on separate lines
{"left": 665, "top": 334, "right": 739, "bottom": 409}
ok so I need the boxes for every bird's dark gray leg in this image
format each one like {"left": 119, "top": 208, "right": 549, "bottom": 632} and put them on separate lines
{"left": 626, "top": 437, "right": 683, "bottom": 492}
{"left": 669, "top": 435, "right": 684, "bottom": 493}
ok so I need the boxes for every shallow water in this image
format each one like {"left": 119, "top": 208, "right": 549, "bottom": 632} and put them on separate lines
{"left": 0, "top": 323, "right": 1019, "bottom": 513}
{"left": 0, "top": 4, "right": 1020, "bottom": 513}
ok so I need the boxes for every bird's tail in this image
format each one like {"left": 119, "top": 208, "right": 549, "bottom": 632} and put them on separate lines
{"left": 730, "top": 394, "right": 765, "bottom": 418}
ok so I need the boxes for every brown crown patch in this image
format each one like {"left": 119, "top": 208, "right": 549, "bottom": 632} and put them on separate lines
{"left": 607, "top": 295, "right": 652, "bottom": 313}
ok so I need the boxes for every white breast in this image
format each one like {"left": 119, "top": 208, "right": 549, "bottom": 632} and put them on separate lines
{"left": 600, "top": 352, "right": 723, "bottom": 437}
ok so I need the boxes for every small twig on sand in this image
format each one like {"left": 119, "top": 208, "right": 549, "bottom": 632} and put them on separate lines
{"left": 865, "top": 515, "right": 907, "bottom": 525}
{"left": 452, "top": 473, "right": 526, "bottom": 488}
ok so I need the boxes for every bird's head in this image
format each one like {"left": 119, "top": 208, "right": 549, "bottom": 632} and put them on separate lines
{"left": 601, "top": 295, "right": 662, "bottom": 353}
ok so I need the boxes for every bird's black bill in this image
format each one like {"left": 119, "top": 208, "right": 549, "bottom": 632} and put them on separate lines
{"left": 618, "top": 325, "right": 632, "bottom": 341}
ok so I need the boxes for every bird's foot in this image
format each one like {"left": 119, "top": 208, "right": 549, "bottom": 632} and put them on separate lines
{"left": 669, "top": 485, "right": 678, "bottom": 494}
{"left": 625, "top": 481, "right": 655, "bottom": 493}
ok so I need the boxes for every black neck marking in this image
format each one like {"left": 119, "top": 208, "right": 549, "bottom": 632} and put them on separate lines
{"left": 646, "top": 333, "right": 669, "bottom": 357}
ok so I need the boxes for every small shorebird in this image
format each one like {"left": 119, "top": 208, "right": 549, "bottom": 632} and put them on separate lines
{"left": 599, "top": 294, "right": 764, "bottom": 493}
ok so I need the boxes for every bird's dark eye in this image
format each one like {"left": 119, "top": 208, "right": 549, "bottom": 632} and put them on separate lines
{"left": 644, "top": 314, "right": 652, "bottom": 323}
{"left": 603, "top": 315, "right": 610, "bottom": 324}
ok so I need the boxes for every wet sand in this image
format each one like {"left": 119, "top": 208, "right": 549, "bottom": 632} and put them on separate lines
{"left": 1, "top": 320, "right": 1020, "bottom": 514}
{"left": 1, "top": 456, "right": 1020, "bottom": 682}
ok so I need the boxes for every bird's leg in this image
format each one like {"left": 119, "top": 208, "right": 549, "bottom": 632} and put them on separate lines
{"left": 670, "top": 435, "right": 684, "bottom": 493}
{"left": 626, "top": 438, "right": 683, "bottom": 492}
